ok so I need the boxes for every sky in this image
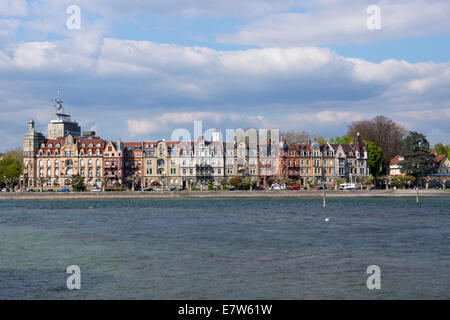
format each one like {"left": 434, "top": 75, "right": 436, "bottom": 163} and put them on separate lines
{"left": 0, "top": 0, "right": 449, "bottom": 151}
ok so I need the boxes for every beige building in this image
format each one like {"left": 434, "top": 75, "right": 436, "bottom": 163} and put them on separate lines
{"left": 143, "top": 140, "right": 182, "bottom": 189}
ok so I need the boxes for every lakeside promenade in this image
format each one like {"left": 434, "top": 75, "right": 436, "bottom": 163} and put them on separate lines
{"left": 0, "top": 189, "right": 448, "bottom": 200}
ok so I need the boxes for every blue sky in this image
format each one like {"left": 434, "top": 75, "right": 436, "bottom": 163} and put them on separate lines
{"left": 1, "top": 0, "right": 450, "bottom": 151}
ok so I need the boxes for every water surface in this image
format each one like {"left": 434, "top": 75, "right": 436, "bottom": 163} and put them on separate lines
{"left": 0, "top": 197, "right": 449, "bottom": 299}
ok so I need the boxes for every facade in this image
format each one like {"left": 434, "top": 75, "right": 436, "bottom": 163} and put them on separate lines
{"left": 21, "top": 93, "right": 371, "bottom": 190}
{"left": 434, "top": 156, "right": 450, "bottom": 176}
{"left": 389, "top": 155, "right": 404, "bottom": 176}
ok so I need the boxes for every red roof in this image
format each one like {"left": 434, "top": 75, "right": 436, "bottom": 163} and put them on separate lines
{"left": 390, "top": 155, "right": 403, "bottom": 165}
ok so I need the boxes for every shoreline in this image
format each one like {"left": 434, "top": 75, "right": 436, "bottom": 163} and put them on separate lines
{"left": 0, "top": 189, "right": 449, "bottom": 200}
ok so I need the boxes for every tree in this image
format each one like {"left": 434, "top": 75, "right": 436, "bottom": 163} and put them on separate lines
{"left": 401, "top": 131, "right": 435, "bottom": 186}
{"left": 380, "top": 175, "right": 393, "bottom": 189}
{"left": 393, "top": 175, "right": 415, "bottom": 189}
{"left": 347, "top": 115, "right": 407, "bottom": 163}
{"left": 437, "top": 176, "right": 449, "bottom": 190}
{"left": 126, "top": 176, "right": 141, "bottom": 191}
{"left": 328, "top": 135, "right": 354, "bottom": 144}
{"left": 366, "top": 141, "right": 384, "bottom": 180}
{"left": 0, "top": 156, "right": 22, "bottom": 187}
{"left": 228, "top": 176, "right": 242, "bottom": 189}
{"left": 72, "top": 175, "right": 84, "bottom": 192}
{"left": 4, "top": 147, "right": 23, "bottom": 163}
{"left": 280, "top": 130, "right": 311, "bottom": 144}
{"left": 316, "top": 136, "right": 327, "bottom": 145}
{"left": 433, "top": 143, "right": 450, "bottom": 157}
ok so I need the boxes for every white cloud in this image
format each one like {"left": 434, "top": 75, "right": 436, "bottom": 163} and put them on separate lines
{"left": 0, "top": 0, "right": 28, "bottom": 16}
{"left": 218, "top": 0, "right": 450, "bottom": 46}
{"left": 0, "top": 37, "right": 449, "bottom": 149}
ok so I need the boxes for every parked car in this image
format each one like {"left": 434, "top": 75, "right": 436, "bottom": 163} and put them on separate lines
{"left": 254, "top": 186, "right": 265, "bottom": 191}
{"left": 1, "top": 188, "right": 9, "bottom": 192}
{"left": 269, "top": 184, "right": 281, "bottom": 190}
{"left": 339, "top": 183, "right": 356, "bottom": 190}
{"left": 280, "top": 184, "right": 286, "bottom": 190}
{"left": 287, "top": 185, "right": 300, "bottom": 190}
{"left": 143, "top": 188, "right": 153, "bottom": 191}
{"left": 169, "top": 187, "right": 179, "bottom": 191}
{"left": 60, "top": 189, "right": 70, "bottom": 192}
{"left": 90, "top": 189, "right": 101, "bottom": 192}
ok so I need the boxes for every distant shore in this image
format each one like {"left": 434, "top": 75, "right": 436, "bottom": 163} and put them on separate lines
{"left": 0, "top": 189, "right": 449, "bottom": 200}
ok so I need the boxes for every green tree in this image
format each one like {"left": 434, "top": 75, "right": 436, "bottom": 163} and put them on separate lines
{"left": 72, "top": 175, "right": 84, "bottom": 192}
{"left": 0, "top": 156, "right": 22, "bottom": 187}
{"left": 328, "top": 135, "right": 353, "bottom": 144}
{"left": 228, "top": 176, "right": 242, "bottom": 189}
{"left": 433, "top": 142, "right": 450, "bottom": 157}
{"left": 316, "top": 136, "right": 327, "bottom": 144}
{"left": 393, "top": 175, "right": 415, "bottom": 189}
{"left": 366, "top": 141, "right": 384, "bottom": 180}
{"left": 401, "top": 131, "right": 435, "bottom": 186}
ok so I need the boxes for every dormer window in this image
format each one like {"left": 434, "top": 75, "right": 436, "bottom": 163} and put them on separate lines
{"left": 48, "top": 143, "right": 53, "bottom": 148}
{"left": 41, "top": 143, "right": 45, "bottom": 148}
{"left": 56, "top": 143, "right": 60, "bottom": 147}
{"left": 89, "top": 143, "right": 93, "bottom": 147}
{"left": 81, "top": 143, "right": 85, "bottom": 147}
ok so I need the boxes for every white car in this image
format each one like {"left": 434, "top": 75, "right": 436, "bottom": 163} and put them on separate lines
{"left": 269, "top": 184, "right": 281, "bottom": 190}
{"left": 1, "top": 188, "right": 9, "bottom": 192}
{"left": 339, "top": 183, "right": 356, "bottom": 190}
{"left": 90, "top": 188, "right": 101, "bottom": 192}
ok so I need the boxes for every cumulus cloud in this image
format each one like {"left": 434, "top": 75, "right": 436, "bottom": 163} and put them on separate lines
{"left": 0, "top": 34, "right": 449, "bottom": 149}
{"left": 218, "top": 0, "right": 450, "bottom": 46}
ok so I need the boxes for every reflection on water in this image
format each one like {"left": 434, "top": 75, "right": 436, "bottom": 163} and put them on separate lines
{"left": 0, "top": 197, "right": 449, "bottom": 299}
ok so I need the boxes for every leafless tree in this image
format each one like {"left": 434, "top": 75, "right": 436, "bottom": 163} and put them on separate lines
{"left": 347, "top": 115, "right": 408, "bottom": 163}
{"left": 280, "top": 130, "right": 311, "bottom": 144}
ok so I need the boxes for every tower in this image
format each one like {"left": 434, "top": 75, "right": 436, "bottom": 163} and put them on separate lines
{"left": 47, "top": 82, "right": 81, "bottom": 139}
{"left": 23, "top": 118, "right": 45, "bottom": 187}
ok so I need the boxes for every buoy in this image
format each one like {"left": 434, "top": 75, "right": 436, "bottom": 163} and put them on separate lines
{"left": 324, "top": 218, "right": 329, "bottom": 222}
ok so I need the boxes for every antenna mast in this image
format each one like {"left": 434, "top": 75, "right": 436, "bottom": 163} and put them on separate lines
{"left": 54, "top": 81, "right": 71, "bottom": 121}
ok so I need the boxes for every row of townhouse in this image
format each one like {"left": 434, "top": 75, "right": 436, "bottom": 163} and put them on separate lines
{"left": 21, "top": 116, "right": 369, "bottom": 190}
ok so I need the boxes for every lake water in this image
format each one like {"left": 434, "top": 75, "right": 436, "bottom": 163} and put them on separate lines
{"left": 0, "top": 197, "right": 449, "bottom": 299}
